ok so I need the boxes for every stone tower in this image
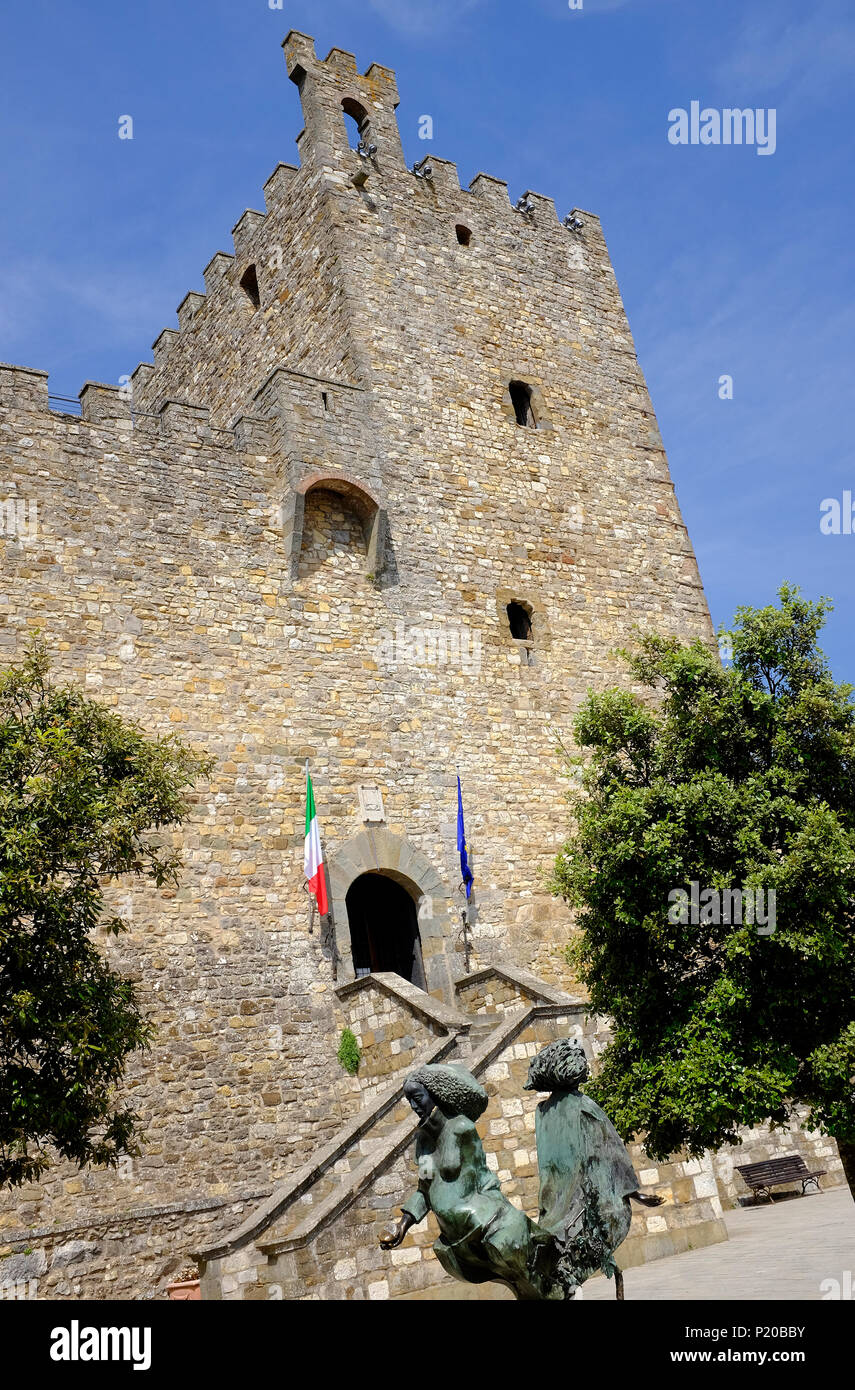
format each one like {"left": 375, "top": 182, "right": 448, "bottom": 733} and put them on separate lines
{"left": 0, "top": 35, "right": 735, "bottom": 1300}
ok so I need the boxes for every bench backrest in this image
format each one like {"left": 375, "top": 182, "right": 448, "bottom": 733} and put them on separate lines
{"left": 735, "top": 1155, "right": 810, "bottom": 1183}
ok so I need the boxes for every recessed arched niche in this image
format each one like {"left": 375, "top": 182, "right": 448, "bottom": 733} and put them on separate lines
{"left": 278, "top": 472, "right": 391, "bottom": 585}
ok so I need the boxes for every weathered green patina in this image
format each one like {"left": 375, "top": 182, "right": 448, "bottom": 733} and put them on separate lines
{"left": 525, "top": 1037, "right": 640, "bottom": 1294}
{"left": 381, "top": 1040, "right": 653, "bottom": 1300}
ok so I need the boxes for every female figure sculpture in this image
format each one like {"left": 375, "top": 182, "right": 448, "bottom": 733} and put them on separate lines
{"left": 379, "top": 1062, "right": 555, "bottom": 1299}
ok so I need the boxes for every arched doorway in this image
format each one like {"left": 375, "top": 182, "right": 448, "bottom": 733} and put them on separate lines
{"left": 346, "top": 872, "right": 426, "bottom": 990}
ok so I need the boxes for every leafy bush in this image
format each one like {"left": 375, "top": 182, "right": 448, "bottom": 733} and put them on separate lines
{"left": 337, "top": 1028, "right": 361, "bottom": 1076}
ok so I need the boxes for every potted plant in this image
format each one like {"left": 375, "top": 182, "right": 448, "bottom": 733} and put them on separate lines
{"left": 166, "top": 1264, "right": 201, "bottom": 1300}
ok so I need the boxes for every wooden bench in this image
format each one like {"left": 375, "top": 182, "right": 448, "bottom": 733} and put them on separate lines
{"left": 735, "top": 1154, "right": 827, "bottom": 1202}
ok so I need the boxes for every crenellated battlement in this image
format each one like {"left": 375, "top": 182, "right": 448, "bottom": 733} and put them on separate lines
{"left": 0, "top": 362, "right": 49, "bottom": 412}
{"left": 262, "top": 161, "right": 299, "bottom": 211}
{"left": 232, "top": 209, "right": 266, "bottom": 254}
{"left": 6, "top": 36, "right": 613, "bottom": 482}
{"left": 202, "top": 250, "right": 235, "bottom": 295}
{"left": 107, "top": 32, "right": 603, "bottom": 433}
{"left": 283, "top": 31, "right": 400, "bottom": 105}
{"left": 0, "top": 361, "right": 271, "bottom": 456}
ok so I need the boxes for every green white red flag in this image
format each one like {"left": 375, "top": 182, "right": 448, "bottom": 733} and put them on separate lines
{"left": 304, "top": 769, "right": 328, "bottom": 915}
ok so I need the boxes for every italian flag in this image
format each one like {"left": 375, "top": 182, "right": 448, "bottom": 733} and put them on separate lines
{"left": 304, "top": 769, "right": 328, "bottom": 916}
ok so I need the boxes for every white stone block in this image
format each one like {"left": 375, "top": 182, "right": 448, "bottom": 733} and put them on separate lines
{"left": 390, "top": 1246, "right": 420, "bottom": 1266}
{"left": 484, "top": 1063, "right": 509, "bottom": 1081}
{"left": 334, "top": 1258, "right": 357, "bottom": 1281}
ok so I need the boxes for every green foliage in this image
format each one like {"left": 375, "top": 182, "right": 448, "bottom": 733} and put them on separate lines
{"left": 337, "top": 1028, "right": 361, "bottom": 1076}
{"left": 552, "top": 586, "right": 855, "bottom": 1166}
{"left": 0, "top": 640, "right": 213, "bottom": 1188}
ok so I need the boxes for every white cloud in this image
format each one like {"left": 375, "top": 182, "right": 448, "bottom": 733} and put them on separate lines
{"left": 366, "top": 0, "right": 487, "bottom": 38}
{"left": 0, "top": 257, "right": 163, "bottom": 364}
{"left": 713, "top": 2, "right": 855, "bottom": 102}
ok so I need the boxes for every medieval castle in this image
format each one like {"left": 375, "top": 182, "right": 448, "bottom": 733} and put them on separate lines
{"left": 0, "top": 33, "right": 842, "bottom": 1300}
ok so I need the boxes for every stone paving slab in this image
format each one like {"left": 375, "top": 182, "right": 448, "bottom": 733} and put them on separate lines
{"left": 583, "top": 1188, "right": 855, "bottom": 1301}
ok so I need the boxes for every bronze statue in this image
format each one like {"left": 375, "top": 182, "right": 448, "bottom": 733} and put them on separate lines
{"left": 379, "top": 1063, "right": 554, "bottom": 1299}
{"left": 381, "top": 1040, "right": 662, "bottom": 1300}
{"left": 524, "top": 1037, "right": 662, "bottom": 1298}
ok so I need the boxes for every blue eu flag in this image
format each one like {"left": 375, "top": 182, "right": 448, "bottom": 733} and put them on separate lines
{"left": 457, "top": 775, "right": 474, "bottom": 900}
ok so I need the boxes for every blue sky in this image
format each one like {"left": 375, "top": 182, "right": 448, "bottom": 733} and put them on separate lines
{"left": 2, "top": 0, "right": 854, "bottom": 679}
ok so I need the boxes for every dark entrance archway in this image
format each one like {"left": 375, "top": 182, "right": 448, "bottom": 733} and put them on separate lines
{"left": 345, "top": 872, "right": 426, "bottom": 989}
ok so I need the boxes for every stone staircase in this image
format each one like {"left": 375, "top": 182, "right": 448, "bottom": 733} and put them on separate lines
{"left": 196, "top": 964, "right": 728, "bottom": 1300}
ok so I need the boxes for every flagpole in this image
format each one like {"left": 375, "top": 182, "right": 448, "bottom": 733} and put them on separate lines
{"left": 456, "top": 765, "right": 472, "bottom": 973}
{"left": 305, "top": 759, "right": 314, "bottom": 935}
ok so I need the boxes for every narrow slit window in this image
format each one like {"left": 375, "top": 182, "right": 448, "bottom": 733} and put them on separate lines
{"left": 509, "top": 380, "right": 536, "bottom": 428}
{"left": 240, "top": 264, "right": 260, "bottom": 309}
{"left": 507, "top": 602, "right": 533, "bottom": 641}
{"left": 322, "top": 391, "right": 329, "bottom": 411}
{"left": 456, "top": 224, "right": 472, "bottom": 246}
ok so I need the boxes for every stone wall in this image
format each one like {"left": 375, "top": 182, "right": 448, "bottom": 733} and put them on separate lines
{"left": 714, "top": 1114, "right": 845, "bottom": 1208}
{"left": 0, "top": 1193, "right": 265, "bottom": 1302}
{"left": 200, "top": 1007, "right": 727, "bottom": 1302}
{"left": 0, "top": 30, "right": 716, "bottom": 1298}
{"left": 456, "top": 974, "right": 532, "bottom": 1017}
{"left": 333, "top": 974, "right": 469, "bottom": 1107}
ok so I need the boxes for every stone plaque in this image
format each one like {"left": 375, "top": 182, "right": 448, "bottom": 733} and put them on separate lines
{"left": 358, "top": 785, "right": 385, "bottom": 823}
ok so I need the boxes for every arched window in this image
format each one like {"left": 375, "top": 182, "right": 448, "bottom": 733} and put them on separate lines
{"left": 455, "top": 224, "right": 472, "bottom": 246}
{"left": 507, "top": 601, "right": 533, "bottom": 640}
{"left": 341, "top": 97, "right": 369, "bottom": 151}
{"left": 239, "top": 264, "right": 260, "bottom": 309}
{"left": 509, "top": 380, "right": 536, "bottom": 428}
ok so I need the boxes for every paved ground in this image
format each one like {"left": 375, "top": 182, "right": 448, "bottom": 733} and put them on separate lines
{"left": 584, "top": 1187, "right": 855, "bottom": 1301}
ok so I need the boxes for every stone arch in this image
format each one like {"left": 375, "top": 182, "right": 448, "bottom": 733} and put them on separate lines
{"left": 282, "top": 472, "right": 390, "bottom": 584}
{"left": 297, "top": 484, "right": 368, "bottom": 582}
{"left": 327, "top": 828, "right": 454, "bottom": 999}
{"left": 341, "top": 96, "right": 371, "bottom": 150}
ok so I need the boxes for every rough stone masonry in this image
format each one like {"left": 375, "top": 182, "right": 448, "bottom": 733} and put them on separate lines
{"left": 0, "top": 33, "right": 840, "bottom": 1300}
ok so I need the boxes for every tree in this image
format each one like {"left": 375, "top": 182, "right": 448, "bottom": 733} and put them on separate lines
{"left": 0, "top": 641, "right": 213, "bottom": 1188}
{"left": 552, "top": 586, "right": 855, "bottom": 1200}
